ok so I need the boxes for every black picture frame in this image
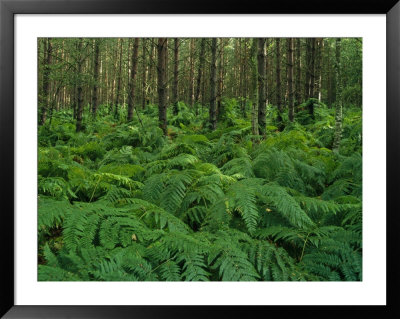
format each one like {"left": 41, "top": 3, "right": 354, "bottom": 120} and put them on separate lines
{"left": 1, "top": 0, "right": 399, "bottom": 318}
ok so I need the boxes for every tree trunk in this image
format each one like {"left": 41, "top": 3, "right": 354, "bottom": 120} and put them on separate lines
{"left": 209, "top": 38, "right": 218, "bottom": 130}
{"left": 257, "top": 38, "right": 266, "bottom": 135}
{"left": 91, "top": 39, "right": 100, "bottom": 118}
{"left": 195, "top": 38, "right": 206, "bottom": 113}
{"left": 251, "top": 38, "right": 259, "bottom": 136}
{"left": 217, "top": 39, "right": 225, "bottom": 121}
{"left": 157, "top": 38, "right": 168, "bottom": 136}
{"left": 305, "top": 38, "right": 311, "bottom": 100}
{"left": 40, "top": 38, "right": 52, "bottom": 125}
{"left": 287, "top": 38, "right": 294, "bottom": 122}
{"left": 76, "top": 39, "right": 84, "bottom": 132}
{"left": 295, "top": 38, "right": 302, "bottom": 105}
{"left": 114, "top": 38, "right": 123, "bottom": 118}
{"left": 275, "top": 38, "right": 283, "bottom": 130}
{"left": 309, "top": 38, "right": 316, "bottom": 99}
{"left": 173, "top": 38, "right": 179, "bottom": 115}
{"left": 141, "top": 39, "right": 147, "bottom": 109}
{"left": 188, "top": 38, "right": 195, "bottom": 107}
{"left": 333, "top": 38, "right": 343, "bottom": 151}
{"left": 127, "top": 38, "right": 140, "bottom": 121}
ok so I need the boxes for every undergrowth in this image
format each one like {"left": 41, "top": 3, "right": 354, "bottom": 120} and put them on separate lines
{"left": 38, "top": 100, "right": 362, "bottom": 281}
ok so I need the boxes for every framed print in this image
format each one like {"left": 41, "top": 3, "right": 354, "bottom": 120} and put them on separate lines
{"left": 1, "top": 0, "right": 399, "bottom": 318}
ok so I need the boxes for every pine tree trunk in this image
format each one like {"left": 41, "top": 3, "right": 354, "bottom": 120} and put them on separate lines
{"left": 209, "top": 38, "right": 218, "bottom": 130}
{"left": 173, "top": 38, "right": 179, "bottom": 115}
{"left": 127, "top": 38, "right": 140, "bottom": 121}
{"left": 188, "top": 38, "right": 195, "bottom": 107}
{"left": 305, "top": 38, "right": 311, "bottom": 100}
{"left": 195, "top": 39, "right": 206, "bottom": 113}
{"left": 251, "top": 38, "right": 259, "bottom": 136}
{"left": 40, "top": 38, "right": 52, "bottom": 125}
{"left": 114, "top": 38, "right": 123, "bottom": 118}
{"left": 76, "top": 39, "right": 84, "bottom": 132}
{"left": 217, "top": 39, "right": 225, "bottom": 121}
{"left": 157, "top": 38, "right": 168, "bottom": 136}
{"left": 91, "top": 39, "right": 100, "bottom": 118}
{"left": 257, "top": 38, "right": 266, "bottom": 136}
{"left": 276, "top": 38, "right": 283, "bottom": 130}
{"left": 295, "top": 38, "right": 302, "bottom": 105}
{"left": 141, "top": 39, "right": 147, "bottom": 109}
{"left": 333, "top": 38, "right": 343, "bottom": 151}
{"left": 287, "top": 38, "right": 295, "bottom": 122}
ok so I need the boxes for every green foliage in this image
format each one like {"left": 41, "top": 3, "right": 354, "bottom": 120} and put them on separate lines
{"left": 38, "top": 104, "right": 362, "bottom": 282}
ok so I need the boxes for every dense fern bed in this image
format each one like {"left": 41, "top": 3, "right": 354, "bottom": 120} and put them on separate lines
{"left": 38, "top": 103, "right": 362, "bottom": 281}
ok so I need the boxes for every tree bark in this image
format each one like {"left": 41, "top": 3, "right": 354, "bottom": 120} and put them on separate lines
{"left": 157, "top": 38, "right": 168, "bottom": 136}
{"left": 209, "top": 38, "right": 218, "bottom": 130}
{"left": 195, "top": 38, "right": 206, "bottom": 113}
{"left": 91, "top": 39, "right": 100, "bottom": 118}
{"left": 287, "top": 38, "right": 294, "bottom": 122}
{"left": 257, "top": 38, "right": 266, "bottom": 135}
{"left": 114, "top": 38, "right": 123, "bottom": 118}
{"left": 127, "top": 38, "right": 140, "bottom": 121}
{"left": 251, "top": 39, "right": 259, "bottom": 136}
{"left": 40, "top": 38, "right": 52, "bottom": 125}
{"left": 76, "top": 39, "right": 84, "bottom": 132}
{"left": 333, "top": 38, "right": 343, "bottom": 151}
{"left": 173, "top": 38, "right": 179, "bottom": 115}
{"left": 275, "top": 38, "right": 283, "bottom": 130}
{"left": 188, "top": 38, "right": 195, "bottom": 107}
{"left": 295, "top": 38, "right": 302, "bottom": 105}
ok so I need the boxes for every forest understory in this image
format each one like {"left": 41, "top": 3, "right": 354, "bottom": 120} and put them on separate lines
{"left": 38, "top": 38, "right": 362, "bottom": 281}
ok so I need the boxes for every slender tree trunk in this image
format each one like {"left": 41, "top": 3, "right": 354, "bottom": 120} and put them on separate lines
{"left": 76, "top": 39, "right": 84, "bottom": 132}
{"left": 40, "top": 38, "right": 52, "bottom": 125}
{"left": 173, "top": 38, "right": 179, "bottom": 115}
{"left": 127, "top": 38, "right": 140, "bottom": 121}
{"left": 209, "top": 38, "right": 218, "bottom": 130}
{"left": 287, "top": 38, "right": 295, "bottom": 122}
{"left": 91, "top": 39, "right": 100, "bottom": 118}
{"left": 333, "top": 38, "right": 343, "bottom": 151}
{"left": 217, "top": 39, "right": 225, "bottom": 121}
{"left": 141, "top": 39, "right": 147, "bottom": 109}
{"left": 114, "top": 38, "right": 123, "bottom": 118}
{"left": 195, "top": 38, "right": 206, "bottom": 113}
{"left": 305, "top": 38, "right": 311, "bottom": 100}
{"left": 257, "top": 38, "right": 266, "bottom": 135}
{"left": 295, "top": 38, "right": 302, "bottom": 105}
{"left": 308, "top": 38, "right": 316, "bottom": 119}
{"left": 309, "top": 38, "right": 316, "bottom": 99}
{"left": 188, "top": 38, "right": 195, "bottom": 107}
{"left": 157, "top": 38, "right": 168, "bottom": 136}
{"left": 251, "top": 38, "right": 259, "bottom": 136}
{"left": 316, "top": 38, "right": 324, "bottom": 102}
{"left": 276, "top": 38, "right": 283, "bottom": 130}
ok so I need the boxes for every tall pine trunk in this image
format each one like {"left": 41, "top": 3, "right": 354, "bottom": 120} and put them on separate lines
{"left": 157, "top": 38, "right": 168, "bottom": 136}
{"left": 188, "top": 38, "right": 195, "bottom": 107}
{"left": 40, "top": 38, "right": 52, "bottom": 125}
{"left": 76, "top": 39, "right": 84, "bottom": 132}
{"left": 250, "top": 38, "right": 259, "bottom": 136}
{"left": 114, "top": 38, "right": 123, "bottom": 118}
{"left": 173, "top": 38, "right": 179, "bottom": 115}
{"left": 209, "top": 38, "right": 218, "bottom": 130}
{"left": 257, "top": 38, "right": 266, "bottom": 135}
{"left": 333, "top": 38, "right": 343, "bottom": 151}
{"left": 287, "top": 38, "right": 294, "bottom": 122}
{"left": 195, "top": 39, "right": 206, "bottom": 114}
{"left": 91, "top": 39, "right": 100, "bottom": 118}
{"left": 275, "top": 38, "right": 283, "bottom": 130}
{"left": 127, "top": 38, "right": 140, "bottom": 121}
{"left": 295, "top": 38, "right": 302, "bottom": 105}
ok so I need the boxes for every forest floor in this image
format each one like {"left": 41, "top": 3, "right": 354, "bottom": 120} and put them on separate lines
{"left": 38, "top": 99, "right": 362, "bottom": 281}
